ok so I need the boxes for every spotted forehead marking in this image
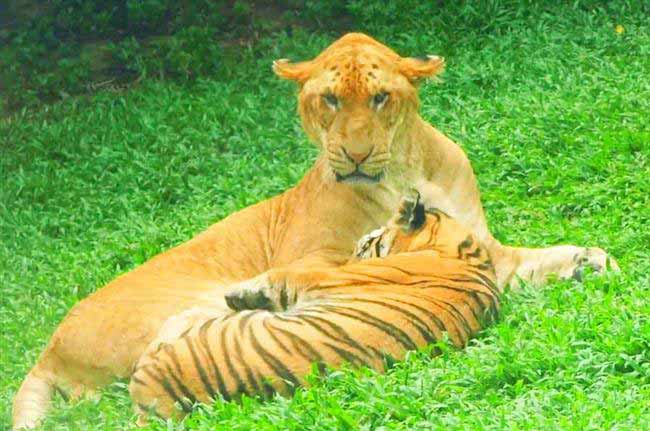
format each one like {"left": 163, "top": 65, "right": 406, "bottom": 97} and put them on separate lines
{"left": 323, "top": 54, "right": 389, "bottom": 98}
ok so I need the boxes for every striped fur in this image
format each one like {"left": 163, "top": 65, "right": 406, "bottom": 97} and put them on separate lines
{"left": 129, "top": 193, "right": 499, "bottom": 421}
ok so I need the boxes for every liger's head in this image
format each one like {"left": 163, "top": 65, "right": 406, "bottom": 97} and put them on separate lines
{"left": 274, "top": 33, "right": 444, "bottom": 184}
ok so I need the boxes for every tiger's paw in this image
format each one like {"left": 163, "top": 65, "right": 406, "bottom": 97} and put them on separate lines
{"left": 225, "top": 273, "right": 294, "bottom": 312}
{"left": 571, "top": 247, "right": 620, "bottom": 281}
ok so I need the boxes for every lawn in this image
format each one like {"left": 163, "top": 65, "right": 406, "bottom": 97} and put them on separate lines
{"left": 1, "top": 2, "right": 649, "bottom": 430}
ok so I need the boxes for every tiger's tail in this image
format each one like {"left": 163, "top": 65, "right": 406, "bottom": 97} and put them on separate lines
{"left": 12, "top": 366, "right": 54, "bottom": 430}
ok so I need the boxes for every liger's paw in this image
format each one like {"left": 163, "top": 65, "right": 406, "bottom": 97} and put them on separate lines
{"left": 571, "top": 247, "right": 620, "bottom": 281}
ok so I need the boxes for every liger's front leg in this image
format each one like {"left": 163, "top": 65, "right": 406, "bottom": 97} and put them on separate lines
{"left": 416, "top": 127, "right": 620, "bottom": 290}
{"left": 489, "top": 243, "right": 620, "bottom": 289}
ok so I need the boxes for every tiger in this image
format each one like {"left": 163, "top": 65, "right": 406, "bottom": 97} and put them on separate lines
{"left": 128, "top": 191, "right": 500, "bottom": 422}
{"left": 13, "top": 32, "right": 617, "bottom": 430}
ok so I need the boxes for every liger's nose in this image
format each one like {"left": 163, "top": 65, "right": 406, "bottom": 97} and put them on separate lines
{"left": 343, "top": 147, "right": 373, "bottom": 165}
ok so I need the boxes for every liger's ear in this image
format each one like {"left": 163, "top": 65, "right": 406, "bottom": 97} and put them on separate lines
{"left": 272, "top": 58, "right": 314, "bottom": 84}
{"left": 398, "top": 55, "right": 445, "bottom": 83}
{"left": 394, "top": 189, "right": 426, "bottom": 232}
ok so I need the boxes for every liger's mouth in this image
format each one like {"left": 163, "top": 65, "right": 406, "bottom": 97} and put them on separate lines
{"left": 335, "top": 169, "right": 384, "bottom": 184}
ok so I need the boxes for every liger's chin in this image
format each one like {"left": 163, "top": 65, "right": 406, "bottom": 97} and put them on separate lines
{"left": 334, "top": 170, "right": 384, "bottom": 185}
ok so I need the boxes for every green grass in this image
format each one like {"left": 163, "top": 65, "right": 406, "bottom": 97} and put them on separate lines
{"left": 2, "top": 2, "right": 649, "bottom": 430}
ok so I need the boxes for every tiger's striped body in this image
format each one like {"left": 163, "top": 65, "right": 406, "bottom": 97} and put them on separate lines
{"left": 129, "top": 194, "right": 499, "bottom": 421}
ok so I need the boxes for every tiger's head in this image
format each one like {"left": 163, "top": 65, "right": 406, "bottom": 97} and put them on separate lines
{"left": 354, "top": 189, "right": 441, "bottom": 259}
{"left": 354, "top": 190, "right": 428, "bottom": 259}
{"left": 274, "top": 33, "right": 444, "bottom": 184}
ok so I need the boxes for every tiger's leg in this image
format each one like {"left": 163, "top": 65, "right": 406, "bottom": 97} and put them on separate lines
{"left": 136, "top": 306, "right": 226, "bottom": 369}
{"left": 224, "top": 264, "right": 350, "bottom": 312}
{"left": 225, "top": 269, "right": 313, "bottom": 311}
{"left": 131, "top": 306, "right": 230, "bottom": 425}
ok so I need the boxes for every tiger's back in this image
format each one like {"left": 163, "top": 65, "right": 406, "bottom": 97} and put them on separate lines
{"left": 130, "top": 193, "right": 499, "bottom": 421}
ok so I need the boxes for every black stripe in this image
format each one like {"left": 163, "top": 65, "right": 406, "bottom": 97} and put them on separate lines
{"left": 421, "top": 280, "right": 485, "bottom": 328}
{"left": 322, "top": 341, "right": 368, "bottom": 367}
{"left": 315, "top": 361, "right": 329, "bottom": 376}
{"left": 270, "top": 324, "right": 324, "bottom": 363}
{"left": 248, "top": 325, "right": 301, "bottom": 393}
{"left": 373, "top": 237, "right": 381, "bottom": 257}
{"left": 131, "top": 374, "right": 146, "bottom": 386}
{"left": 220, "top": 318, "right": 249, "bottom": 398}
{"left": 357, "top": 262, "right": 417, "bottom": 277}
{"left": 450, "top": 295, "right": 482, "bottom": 331}
{"left": 305, "top": 272, "right": 397, "bottom": 291}
{"left": 387, "top": 296, "right": 447, "bottom": 334}
{"left": 198, "top": 317, "right": 230, "bottom": 401}
{"left": 460, "top": 284, "right": 493, "bottom": 323}
{"left": 198, "top": 316, "right": 222, "bottom": 330}
{"left": 55, "top": 386, "right": 69, "bottom": 402}
{"left": 478, "top": 262, "right": 493, "bottom": 271}
{"left": 299, "top": 314, "right": 373, "bottom": 358}
{"left": 280, "top": 286, "right": 289, "bottom": 310}
{"left": 420, "top": 280, "right": 491, "bottom": 312}
{"left": 419, "top": 274, "right": 498, "bottom": 314}
{"left": 426, "top": 296, "right": 474, "bottom": 340}
{"left": 316, "top": 304, "right": 418, "bottom": 350}
{"left": 305, "top": 271, "right": 438, "bottom": 294}
{"left": 430, "top": 295, "right": 481, "bottom": 343}
{"left": 137, "top": 402, "right": 165, "bottom": 420}
{"left": 455, "top": 269, "right": 499, "bottom": 296}
{"left": 232, "top": 313, "right": 262, "bottom": 395}
{"left": 162, "top": 344, "right": 184, "bottom": 377}
{"left": 341, "top": 297, "right": 438, "bottom": 344}
{"left": 429, "top": 279, "right": 497, "bottom": 312}
{"left": 397, "top": 291, "right": 469, "bottom": 345}
{"left": 238, "top": 309, "right": 257, "bottom": 334}
{"left": 457, "top": 235, "right": 474, "bottom": 258}
{"left": 183, "top": 334, "right": 216, "bottom": 400}
{"left": 274, "top": 314, "right": 305, "bottom": 324}
{"left": 424, "top": 219, "right": 438, "bottom": 248}
{"left": 143, "top": 365, "right": 191, "bottom": 413}
{"left": 371, "top": 261, "right": 419, "bottom": 277}
{"left": 466, "top": 268, "right": 500, "bottom": 296}
{"left": 263, "top": 319, "right": 292, "bottom": 354}
{"left": 366, "top": 345, "right": 390, "bottom": 368}
{"left": 425, "top": 208, "right": 451, "bottom": 218}
{"left": 260, "top": 380, "right": 276, "bottom": 400}
{"left": 442, "top": 273, "right": 500, "bottom": 308}
{"left": 162, "top": 361, "right": 197, "bottom": 409}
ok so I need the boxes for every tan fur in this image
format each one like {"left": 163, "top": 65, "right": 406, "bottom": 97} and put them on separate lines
{"left": 13, "top": 32, "right": 617, "bottom": 429}
{"left": 129, "top": 197, "right": 499, "bottom": 421}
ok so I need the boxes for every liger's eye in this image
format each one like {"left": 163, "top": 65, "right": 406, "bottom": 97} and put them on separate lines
{"left": 371, "top": 92, "right": 389, "bottom": 109}
{"left": 322, "top": 93, "right": 339, "bottom": 110}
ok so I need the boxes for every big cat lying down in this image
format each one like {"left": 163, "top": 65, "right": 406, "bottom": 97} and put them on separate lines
{"left": 130, "top": 191, "right": 500, "bottom": 422}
